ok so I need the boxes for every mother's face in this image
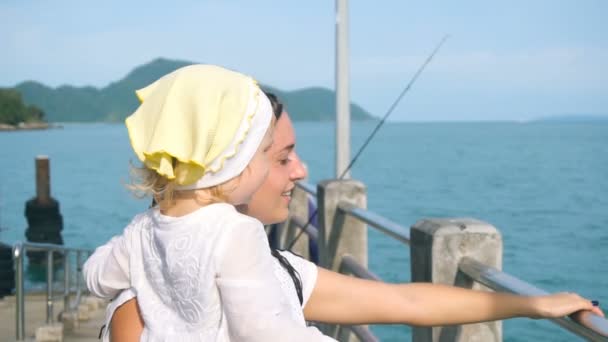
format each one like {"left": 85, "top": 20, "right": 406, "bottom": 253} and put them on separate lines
{"left": 238, "top": 112, "right": 307, "bottom": 224}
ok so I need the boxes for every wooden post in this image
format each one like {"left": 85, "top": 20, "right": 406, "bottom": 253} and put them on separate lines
{"left": 35, "top": 155, "right": 51, "bottom": 205}
{"left": 26, "top": 155, "right": 64, "bottom": 264}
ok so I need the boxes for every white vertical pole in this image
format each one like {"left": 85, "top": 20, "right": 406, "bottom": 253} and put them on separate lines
{"left": 335, "top": 0, "right": 350, "bottom": 179}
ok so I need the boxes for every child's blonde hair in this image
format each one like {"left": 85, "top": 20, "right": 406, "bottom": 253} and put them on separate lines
{"left": 128, "top": 159, "right": 228, "bottom": 208}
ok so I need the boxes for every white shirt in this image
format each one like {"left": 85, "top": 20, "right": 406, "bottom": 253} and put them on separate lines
{"left": 84, "top": 203, "right": 335, "bottom": 341}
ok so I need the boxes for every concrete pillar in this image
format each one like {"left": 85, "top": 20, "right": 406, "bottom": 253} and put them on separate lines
{"left": 35, "top": 323, "right": 63, "bottom": 342}
{"left": 77, "top": 304, "right": 90, "bottom": 321}
{"left": 59, "top": 311, "right": 79, "bottom": 331}
{"left": 317, "top": 179, "right": 367, "bottom": 271}
{"left": 82, "top": 295, "right": 107, "bottom": 311}
{"left": 284, "top": 186, "right": 310, "bottom": 258}
{"left": 410, "top": 218, "right": 503, "bottom": 342}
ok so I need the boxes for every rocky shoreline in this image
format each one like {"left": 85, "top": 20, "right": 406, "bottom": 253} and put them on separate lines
{"left": 0, "top": 122, "right": 60, "bottom": 131}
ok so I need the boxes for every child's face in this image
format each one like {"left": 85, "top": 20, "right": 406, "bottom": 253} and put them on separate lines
{"left": 227, "top": 123, "right": 274, "bottom": 205}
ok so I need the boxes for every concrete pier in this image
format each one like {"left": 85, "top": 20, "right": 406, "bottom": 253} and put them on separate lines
{"left": 0, "top": 293, "right": 107, "bottom": 342}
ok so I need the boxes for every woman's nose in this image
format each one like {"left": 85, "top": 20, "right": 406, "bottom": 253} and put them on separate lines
{"left": 290, "top": 153, "right": 308, "bottom": 180}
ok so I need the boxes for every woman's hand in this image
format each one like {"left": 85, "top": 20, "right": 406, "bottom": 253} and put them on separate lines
{"left": 529, "top": 293, "right": 604, "bottom": 319}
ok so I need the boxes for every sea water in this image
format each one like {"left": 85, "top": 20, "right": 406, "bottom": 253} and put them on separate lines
{"left": 0, "top": 121, "right": 606, "bottom": 341}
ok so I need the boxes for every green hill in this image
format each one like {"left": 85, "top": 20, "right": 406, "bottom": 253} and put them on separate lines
{"left": 15, "top": 58, "right": 375, "bottom": 122}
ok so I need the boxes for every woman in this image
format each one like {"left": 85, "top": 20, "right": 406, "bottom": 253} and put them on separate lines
{"left": 106, "top": 97, "right": 602, "bottom": 341}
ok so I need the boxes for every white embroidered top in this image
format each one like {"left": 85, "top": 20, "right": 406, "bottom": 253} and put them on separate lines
{"left": 84, "top": 203, "right": 334, "bottom": 341}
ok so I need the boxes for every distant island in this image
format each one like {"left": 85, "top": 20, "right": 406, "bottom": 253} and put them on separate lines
{"left": 532, "top": 114, "right": 608, "bottom": 123}
{"left": 13, "top": 58, "right": 376, "bottom": 123}
{"left": 0, "top": 88, "right": 49, "bottom": 131}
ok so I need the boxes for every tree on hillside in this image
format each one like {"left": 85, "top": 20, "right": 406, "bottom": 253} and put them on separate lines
{"left": 0, "top": 88, "right": 45, "bottom": 125}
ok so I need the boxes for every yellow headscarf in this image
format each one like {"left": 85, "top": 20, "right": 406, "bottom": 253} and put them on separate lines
{"left": 125, "top": 64, "right": 268, "bottom": 186}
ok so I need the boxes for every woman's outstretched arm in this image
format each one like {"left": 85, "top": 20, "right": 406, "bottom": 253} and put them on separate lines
{"left": 304, "top": 267, "right": 604, "bottom": 326}
{"left": 107, "top": 267, "right": 604, "bottom": 340}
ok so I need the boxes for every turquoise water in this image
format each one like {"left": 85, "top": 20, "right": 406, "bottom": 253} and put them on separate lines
{"left": 1, "top": 122, "right": 606, "bottom": 341}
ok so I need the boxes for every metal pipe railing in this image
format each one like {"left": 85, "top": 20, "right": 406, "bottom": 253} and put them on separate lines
{"left": 459, "top": 257, "right": 608, "bottom": 341}
{"left": 14, "top": 244, "right": 25, "bottom": 340}
{"left": 12, "top": 241, "right": 92, "bottom": 340}
{"left": 75, "top": 251, "right": 84, "bottom": 308}
{"left": 63, "top": 251, "right": 70, "bottom": 315}
{"left": 347, "top": 325, "right": 380, "bottom": 342}
{"left": 340, "top": 254, "right": 381, "bottom": 281}
{"left": 291, "top": 216, "right": 319, "bottom": 241}
{"left": 338, "top": 202, "right": 410, "bottom": 245}
{"left": 46, "top": 251, "right": 53, "bottom": 324}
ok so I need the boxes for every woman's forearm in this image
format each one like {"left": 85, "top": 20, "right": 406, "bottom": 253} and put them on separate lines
{"left": 390, "top": 283, "right": 601, "bottom": 326}
{"left": 305, "top": 275, "right": 530, "bottom": 325}
{"left": 110, "top": 298, "right": 144, "bottom": 342}
{"left": 391, "top": 283, "right": 531, "bottom": 326}
{"left": 304, "top": 268, "right": 600, "bottom": 326}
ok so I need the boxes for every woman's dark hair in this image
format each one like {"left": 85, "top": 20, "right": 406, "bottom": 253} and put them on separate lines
{"left": 264, "top": 91, "right": 284, "bottom": 120}
{"left": 263, "top": 91, "right": 303, "bottom": 305}
{"left": 271, "top": 249, "right": 304, "bottom": 305}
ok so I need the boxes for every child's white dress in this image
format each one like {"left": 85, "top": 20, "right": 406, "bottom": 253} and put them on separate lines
{"left": 84, "top": 203, "right": 334, "bottom": 341}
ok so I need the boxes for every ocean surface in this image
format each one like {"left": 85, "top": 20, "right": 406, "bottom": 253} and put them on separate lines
{"left": 0, "top": 121, "right": 606, "bottom": 341}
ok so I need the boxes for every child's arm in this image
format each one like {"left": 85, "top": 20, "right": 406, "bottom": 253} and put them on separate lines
{"left": 216, "top": 216, "right": 337, "bottom": 341}
{"left": 83, "top": 222, "right": 135, "bottom": 299}
{"left": 304, "top": 267, "right": 604, "bottom": 325}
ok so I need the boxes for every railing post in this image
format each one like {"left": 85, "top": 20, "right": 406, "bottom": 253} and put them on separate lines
{"left": 46, "top": 250, "right": 54, "bottom": 324}
{"left": 317, "top": 179, "right": 367, "bottom": 340}
{"left": 63, "top": 251, "right": 70, "bottom": 312}
{"left": 14, "top": 244, "right": 25, "bottom": 340}
{"left": 76, "top": 251, "right": 82, "bottom": 299}
{"left": 284, "top": 186, "right": 310, "bottom": 258}
{"left": 410, "top": 218, "right": 503, "bottom": 342}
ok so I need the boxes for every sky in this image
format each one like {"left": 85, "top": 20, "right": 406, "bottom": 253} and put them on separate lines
{"left": 1, "top": 0, "right": 607, "bottom": 121}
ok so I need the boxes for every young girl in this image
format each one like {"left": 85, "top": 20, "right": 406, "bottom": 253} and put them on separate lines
{"left": 83, "top": 65, "right": 336, "bottom": 341}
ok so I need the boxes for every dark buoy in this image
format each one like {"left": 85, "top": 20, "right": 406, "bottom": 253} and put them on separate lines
{"left": 24, "top": 156, "right": 63, "bottom": 265}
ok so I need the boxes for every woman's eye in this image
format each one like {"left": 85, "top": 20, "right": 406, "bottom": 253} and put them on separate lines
{"left": 279, "top": 158, "right": 290, "bottom": 165}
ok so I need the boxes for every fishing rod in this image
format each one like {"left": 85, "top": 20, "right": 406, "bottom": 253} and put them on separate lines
{"left": 287, "top": 34, "right": 450, "bottom": 251}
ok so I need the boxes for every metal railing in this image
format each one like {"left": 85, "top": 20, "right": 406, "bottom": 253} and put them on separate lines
{"left": 337, "top": 202, "right": 410, "bottom": 245}
{"left": 459, "top": 257, "right": 608, "bottom": 340}
{"left": 339, "top": 254, "right": 380, "bottom": 281}
{"left": 289, "top": 181, "right": 608, "bottom": 342}
{"left": 12, "top": 241, "right": 92, "bottom": 341}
